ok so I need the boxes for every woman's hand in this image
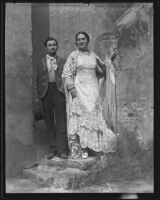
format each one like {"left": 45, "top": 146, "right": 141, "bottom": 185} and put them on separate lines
{"left": 96, "top": 57, "right": 105, "bottom": 68}
{"left": 70, "top": 87, "right": 77, "bottom": 99}
{"left": 110, "top": 48, "right": 117, "bottom": 62}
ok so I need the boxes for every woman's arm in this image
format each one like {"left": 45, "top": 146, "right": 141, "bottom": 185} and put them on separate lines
{"left": 62, "top": 51, "right": 77, "bottom": 98}
{"left": 95, "top": 56, "right": 106, "bottom": 78}
{"left": 96, "top": 47, "right": 117, "bottom": 76}
{"left": 97, "top": 57, "right": 106, "bottom": 72}
{"left": 110, "top": 47, "right": 117, "bottom": 63}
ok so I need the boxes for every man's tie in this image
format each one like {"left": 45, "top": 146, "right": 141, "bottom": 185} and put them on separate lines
{"left": 46, "top": 55, "right": 58, "bottom": 72}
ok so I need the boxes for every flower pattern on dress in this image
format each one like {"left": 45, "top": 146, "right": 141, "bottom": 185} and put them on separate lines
{"left": 69, "top": 97, "right": 117, "bottom": 153}
{"left": 62, "top": 50, "right": 117, "bottom": 158}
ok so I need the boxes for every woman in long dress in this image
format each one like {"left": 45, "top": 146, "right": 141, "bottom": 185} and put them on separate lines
{"left": 62, "top": 31, "right": 117, "bottom": 159}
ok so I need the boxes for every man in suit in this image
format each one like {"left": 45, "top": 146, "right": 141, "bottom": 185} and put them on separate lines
{"left": 33, "top": 37, "right": 68, "bottom": 159}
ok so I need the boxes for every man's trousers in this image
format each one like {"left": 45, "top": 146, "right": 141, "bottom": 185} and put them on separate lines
{"left": 42, "top": 82, "right": 68, "bottom": 156}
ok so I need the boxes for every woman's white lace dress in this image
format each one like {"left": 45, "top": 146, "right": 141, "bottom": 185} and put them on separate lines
{"left": 62, "top": 50, "right": 117, "bottom": 158}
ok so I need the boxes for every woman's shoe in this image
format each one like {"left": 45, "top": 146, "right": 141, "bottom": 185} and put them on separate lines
{"left": 82, "top": 151, "right": 88, "bottom": 159}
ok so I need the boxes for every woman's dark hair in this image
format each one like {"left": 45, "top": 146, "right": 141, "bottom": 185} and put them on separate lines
{"left": 44, "top": 37, "right": 58, "bottom": 47}
{"left": 75, "top": 31, "right": 90, "bottom": 44}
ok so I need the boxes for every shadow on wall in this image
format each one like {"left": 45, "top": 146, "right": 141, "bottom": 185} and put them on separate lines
{"left": 5, "top": 3, "right": 50, "bottom": 178}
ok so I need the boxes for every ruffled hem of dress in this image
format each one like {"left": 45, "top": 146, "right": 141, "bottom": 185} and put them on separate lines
{"left": 77, "top": 127, "right": 117, "bottom": 153}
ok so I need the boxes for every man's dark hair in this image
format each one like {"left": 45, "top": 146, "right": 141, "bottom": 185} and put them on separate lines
{"left": 44, "top": 37, "right": 58, "bottom": 47}
{"left": 75, "top": 31, "right": 90, "bottom": 44}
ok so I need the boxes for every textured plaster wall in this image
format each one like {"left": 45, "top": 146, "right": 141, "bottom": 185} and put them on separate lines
{"left": 49, "top": 3, "right": 130, "bottom": 59}
{"left": 113, "top": 3, "right": 153, "bottom": 178}
{"left": 116, "top": 3, "right": 153, "bottom": 147}
{"left": 5, "top": 3, "right": 35, "bottom": 177}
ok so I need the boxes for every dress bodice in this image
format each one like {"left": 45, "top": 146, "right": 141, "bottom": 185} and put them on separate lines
{"left": 76, "top": 52, "right": 97, "bottom": 77}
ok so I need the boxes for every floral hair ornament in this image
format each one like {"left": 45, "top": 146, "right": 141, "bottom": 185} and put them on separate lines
{"left": 88, "top": 33, "right": 92, "bottom": 41}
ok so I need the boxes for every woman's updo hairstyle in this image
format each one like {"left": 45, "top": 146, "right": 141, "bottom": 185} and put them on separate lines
{"left": 75, "top": 31, "right": 90, "bottom": 44}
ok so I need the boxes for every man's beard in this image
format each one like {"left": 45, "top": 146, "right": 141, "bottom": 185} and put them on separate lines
{"left": 49, "top": 50, "right": 57, "bottom": 56}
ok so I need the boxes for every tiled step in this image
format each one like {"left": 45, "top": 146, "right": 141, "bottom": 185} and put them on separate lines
{"left": 23, "top": 156, "right": 107, "bottom": 190}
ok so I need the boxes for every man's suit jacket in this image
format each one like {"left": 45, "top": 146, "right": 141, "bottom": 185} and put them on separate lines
{"left": 33, "top": 55, "right": 66, "bottom": 100}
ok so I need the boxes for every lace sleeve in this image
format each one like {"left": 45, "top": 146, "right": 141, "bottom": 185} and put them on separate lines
{"left": 62, "top": 51, "right": 77, "bottom": 90}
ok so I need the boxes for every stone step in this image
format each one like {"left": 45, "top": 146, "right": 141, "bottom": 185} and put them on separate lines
{"left": 47, "top": 156, "right": 101, "bottom": 170}
{"left": 22, "top": 156, "right": 107, "bottom": 190}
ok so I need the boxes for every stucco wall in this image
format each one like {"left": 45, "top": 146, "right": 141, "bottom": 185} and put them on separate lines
{"left": 116, "top": 3, "right": 153, "bottom": 147}
{"left": 49, "top": 3, "right": 130, "bottom": 59}
{"left": 114, "top": 3, "right": 153, "bottom": 177}
{"left": 5, "top": 3, "right": 35, "bottom": 177}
